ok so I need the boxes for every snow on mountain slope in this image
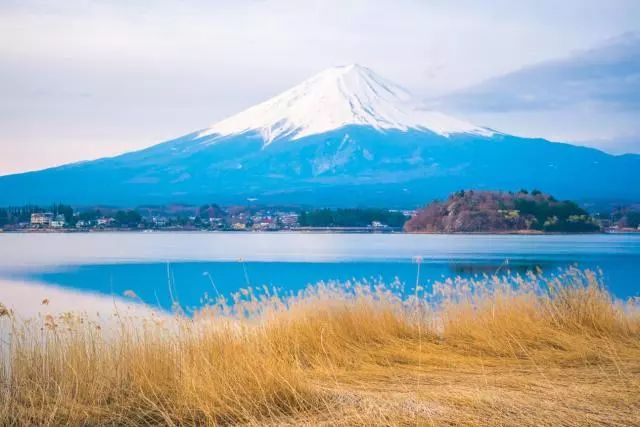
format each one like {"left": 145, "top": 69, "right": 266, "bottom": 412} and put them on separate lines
{"left": 199, "top": 64, "right": 494, "bottom": 144}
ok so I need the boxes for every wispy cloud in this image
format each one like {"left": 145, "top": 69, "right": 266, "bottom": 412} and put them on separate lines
{"left": 437, "top": 32, "right": 640, "bottom": 112}
{"left": 431, "top": 32, "right": 640, "bottom": 153}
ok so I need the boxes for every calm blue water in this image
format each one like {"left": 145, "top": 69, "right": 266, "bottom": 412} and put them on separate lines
{"left": 0, "top": 232, "right": 639, "bottom": 311}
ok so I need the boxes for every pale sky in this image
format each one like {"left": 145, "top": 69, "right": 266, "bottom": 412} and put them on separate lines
{"left": 1, "top": 0, "right": 640, "bottom": 175}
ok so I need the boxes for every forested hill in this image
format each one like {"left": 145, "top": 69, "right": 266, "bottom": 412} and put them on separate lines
{"left": 404, "top": 190, "right": 599, "bottom": 233}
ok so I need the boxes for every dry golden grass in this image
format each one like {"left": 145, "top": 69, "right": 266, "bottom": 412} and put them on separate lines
{"left": 1, "top": 268, "right": 639, "bottom": 426}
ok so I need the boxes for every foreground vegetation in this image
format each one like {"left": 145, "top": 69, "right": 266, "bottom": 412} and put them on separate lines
{"left": 1, "top": 269, "right": 639, "bottom": 426}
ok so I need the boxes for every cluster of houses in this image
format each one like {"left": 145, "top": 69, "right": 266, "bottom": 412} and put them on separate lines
{"left": 30, "top": 213, "right": 116, "bottom": 229}
{"left": 226, "top": 212, "right": 300, "bottom": 231}
{"left": 30, "top": 212, "right": 68, "bottom": 229}
{"left": 25, "top": 209, "right": 403, "bottom": 232}
{"left": 28, "top": 210, "right": 302, "bottom": 231}
{"left": 603, "top": 223, "right": 640, "bottom": 233}
{"left": 592, "top": 217, "right": 640, "bottom": 233}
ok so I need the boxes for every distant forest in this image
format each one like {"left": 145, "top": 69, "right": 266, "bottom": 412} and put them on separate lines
{"left": 298, "top": 208, "right": 407, "bottom": 228}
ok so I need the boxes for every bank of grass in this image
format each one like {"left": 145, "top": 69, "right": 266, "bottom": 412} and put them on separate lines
{"left": 1, "top": 268, "right": 639, "bottom": 426}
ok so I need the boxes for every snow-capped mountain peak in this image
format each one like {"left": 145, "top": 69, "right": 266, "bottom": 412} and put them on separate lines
{"left": 199, "top": 64, "right": 493, "bottom": 144}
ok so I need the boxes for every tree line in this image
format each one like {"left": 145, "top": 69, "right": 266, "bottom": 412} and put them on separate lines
{"left": 298, "top": 208, "right": 407, "bottom": 228}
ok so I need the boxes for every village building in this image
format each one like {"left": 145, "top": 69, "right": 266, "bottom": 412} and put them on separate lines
{"left": 371, "top": 220, "right": 387, "bottom": 229}
{"left": 30, "top": 212, "right": 53, "bottom": 227}
{"left": 152, "top": 216, "right": 168, "bottom": 227}
{"left": 50, "top": 214, "right": 66, "bottom": 228}
{"left": 97, "top": 217, "right": 114, "bottom": 226}
{"left": 278, "top": 213, "right": 299, "bottom": 227}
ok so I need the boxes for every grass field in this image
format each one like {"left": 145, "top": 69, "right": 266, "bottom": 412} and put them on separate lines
{"left": 1, "top": 268, "right": 639, "bottom": 426}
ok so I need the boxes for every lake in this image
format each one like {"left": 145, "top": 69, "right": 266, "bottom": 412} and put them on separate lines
{"left": 0, "top": 232, "right": 639, "bottom": 314}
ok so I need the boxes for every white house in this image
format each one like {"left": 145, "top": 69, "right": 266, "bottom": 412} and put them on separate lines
{"left": 97, "top": 217, "right": 114, "bottom": 226}
{"left": 31, "top": 212, "right": 53, "bottom": 227}
{"left": 50, "top": 214, "right": 66, "bottom": 228}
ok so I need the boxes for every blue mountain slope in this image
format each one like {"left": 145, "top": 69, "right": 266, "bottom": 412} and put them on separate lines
{"left": 0, "top": 126, "right": 638, "bottom": 207}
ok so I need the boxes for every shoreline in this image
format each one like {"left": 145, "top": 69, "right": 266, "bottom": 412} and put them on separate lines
{"left": 2, "top": 228, "right": 638, "bottom": 235}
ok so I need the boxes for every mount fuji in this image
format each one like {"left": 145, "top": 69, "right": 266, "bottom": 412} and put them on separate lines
{"left": 1, "top": 64, "right": 639, "bottom": 207}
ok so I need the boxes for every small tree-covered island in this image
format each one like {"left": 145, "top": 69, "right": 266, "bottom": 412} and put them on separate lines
{"left": 405, "top": 190, "right": 600, "bottom": 233}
